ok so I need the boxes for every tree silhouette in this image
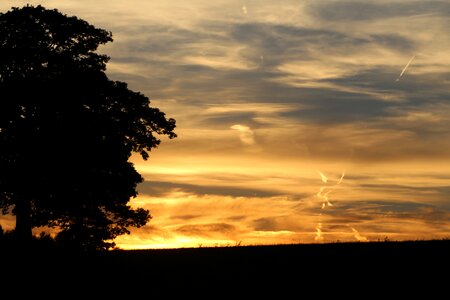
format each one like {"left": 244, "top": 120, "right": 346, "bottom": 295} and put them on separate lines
{"left": 0, "top": 5, "right": 176, "bottom": 250}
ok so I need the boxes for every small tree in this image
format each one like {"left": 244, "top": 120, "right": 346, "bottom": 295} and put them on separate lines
{"left": 0, "top": 5, "right": 176, "bottom": 250}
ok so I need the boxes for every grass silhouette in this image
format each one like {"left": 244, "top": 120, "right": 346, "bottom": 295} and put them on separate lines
{"left": 1, "top": 238, "right": 448, "bottom": 295}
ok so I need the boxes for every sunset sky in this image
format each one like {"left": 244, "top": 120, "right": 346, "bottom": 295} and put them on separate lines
{"left": 1, "top": 0, "right": 449, "bottom": 249}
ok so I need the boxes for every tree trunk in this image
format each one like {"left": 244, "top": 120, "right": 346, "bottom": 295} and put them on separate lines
{"left": 15, "top": 198, "right": 32, "bottom": 244}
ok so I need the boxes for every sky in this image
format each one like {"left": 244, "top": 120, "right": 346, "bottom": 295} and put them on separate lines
{"left": 1, "top": 0, "right": 450, "bottom": 248}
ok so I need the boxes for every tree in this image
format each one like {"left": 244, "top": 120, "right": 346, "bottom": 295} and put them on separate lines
{"left": 0, "top": 5, "right": 176, "bottom": 250}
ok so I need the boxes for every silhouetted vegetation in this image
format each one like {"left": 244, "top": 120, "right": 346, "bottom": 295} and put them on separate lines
{"left": 0, "top": 225, "right": 57, "bottom": 251}
{"left": 0, "top": 239, "right": 448, "bottom": 296}
{"left": 0, "top": 5, "right": 176, "bottom": 250}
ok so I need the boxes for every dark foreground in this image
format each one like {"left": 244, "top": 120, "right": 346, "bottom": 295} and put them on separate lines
{"left": 1, "top": 240, "right": 449, "bottom": 296}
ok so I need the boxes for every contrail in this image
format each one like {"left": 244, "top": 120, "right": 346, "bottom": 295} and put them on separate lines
{"left": 396, "top": 55, "right": 416, "bottom": 82}
{"left": 315, "top": 222, "right": 324, "bottom": 242}
{"left": 317, "top": 170, "right": 328, "bottom": 183}
{"left": 317, "top": 187, "right": 333, "bottom": 208}
{"left": 351, "top": 227, "right": 368, "bottom": 242}
{"left": 337, "top": 170, "right": 346, "bottom": 185}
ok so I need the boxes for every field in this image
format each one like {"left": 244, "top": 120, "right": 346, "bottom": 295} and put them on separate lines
{"left": 1, "top": 240, "right": 448, "bottom": 296}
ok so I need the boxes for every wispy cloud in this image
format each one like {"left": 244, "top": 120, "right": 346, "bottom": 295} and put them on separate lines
{"left": 241, "top": 5, "right": 248, "bottom": 15}
{"left": 230, "top": 124, "right": 255, "bottom": 145}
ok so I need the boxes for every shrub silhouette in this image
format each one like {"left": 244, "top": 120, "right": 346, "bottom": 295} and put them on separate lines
{"left": 0, "top": 5, "right": 176, "bottom": 250}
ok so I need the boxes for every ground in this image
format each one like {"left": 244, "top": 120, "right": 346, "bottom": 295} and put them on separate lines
{"left": 1, "top": 240, "right": 448, "bottom": 296}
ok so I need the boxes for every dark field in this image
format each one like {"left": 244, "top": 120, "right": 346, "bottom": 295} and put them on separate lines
{"left": 2, "top": 240, "right": 448, "bottom": 296}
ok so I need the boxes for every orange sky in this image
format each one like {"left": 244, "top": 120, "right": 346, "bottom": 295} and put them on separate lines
{"left": 1, "top": 0, "right": 449, "bottom": 248}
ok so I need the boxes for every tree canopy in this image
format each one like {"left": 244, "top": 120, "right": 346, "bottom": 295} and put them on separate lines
{"left": 0, "top": 5, "right": 176, "bottom": 250}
